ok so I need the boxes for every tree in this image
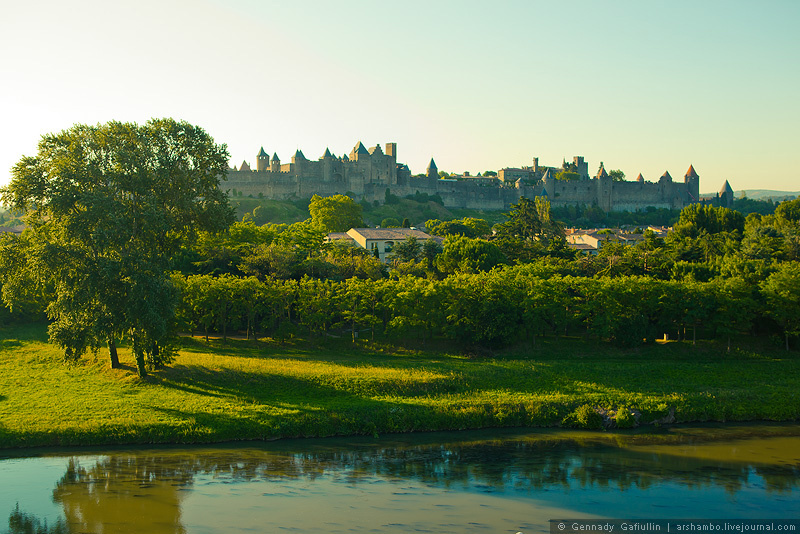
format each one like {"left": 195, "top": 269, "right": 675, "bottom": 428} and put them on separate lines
{"left": 436, "top": 236, "right": 506, "bottom": 274}
{"left": 308, "top": 194, "right": 363, "bottom": 233}
{"left": 391, "top": 236, "right": 422, "bottom": 263}
{"left": 762, "top": 263, "right": 800, "bottom": 351}
{"left": 0, "top": 119, "right": 234, "bottom": 376}
{"left": 672, "top": 204, "right": 745, "bottom": 238}
{"left": 608, "top": 169, "right": 626, "bottom": 182}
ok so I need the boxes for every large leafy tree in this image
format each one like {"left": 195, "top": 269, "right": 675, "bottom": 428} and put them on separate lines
{"left": 308, "top": 194, "right": 363, "bottom": 233}
{"left": 0, "top": 119, "right": 234, "bottom": 376}
{"left": 762, "top": 262, "right": 800, "bottom": 351}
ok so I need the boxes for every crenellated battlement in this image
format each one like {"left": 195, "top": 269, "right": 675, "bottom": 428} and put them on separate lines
{"left": 224, "top": 141, "right": 710, "bottom": 211}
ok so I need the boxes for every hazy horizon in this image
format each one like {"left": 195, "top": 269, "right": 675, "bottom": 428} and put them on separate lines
{"left": 2, "top": 0, "right": 798, "bottom": 193}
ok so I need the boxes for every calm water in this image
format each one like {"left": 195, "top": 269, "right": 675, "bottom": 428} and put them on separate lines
{"left": 1, "top": 424, "right": 799, "bottom": 534}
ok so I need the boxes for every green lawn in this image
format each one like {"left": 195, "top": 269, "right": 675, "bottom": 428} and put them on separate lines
{"left": 1, "top": 323, "right": 798, "bottom": 448}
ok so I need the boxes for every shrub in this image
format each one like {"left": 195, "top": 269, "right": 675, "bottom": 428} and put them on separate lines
{"left": 562, "top": 404, "right": 604, "bottom": 429}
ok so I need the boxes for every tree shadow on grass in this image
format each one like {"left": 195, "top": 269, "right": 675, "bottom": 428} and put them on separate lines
{"left": 0, "top": 322, "right": 49, "bottom": 343}
{"left": 151, "top": 364, "right": 377, "bottom": 404}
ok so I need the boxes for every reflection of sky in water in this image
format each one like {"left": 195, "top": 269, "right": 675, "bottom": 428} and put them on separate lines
{"left": 1, "top": 426, "right": 799, "bottom": 534}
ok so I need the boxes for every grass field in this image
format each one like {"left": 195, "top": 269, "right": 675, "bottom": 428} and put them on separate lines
{"left": 0, "top": 323, "right": 798, "bottom": 448}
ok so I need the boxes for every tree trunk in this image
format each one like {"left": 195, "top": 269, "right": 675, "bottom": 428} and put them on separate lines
{"left": 133, "top": 339, "right": 147, "bottom": 378}
{"left": 787, "top": 332, "right": 790, "bottom": 352}
{"left": 693, "top": 325, "right": 696, "bottom": 346}
{"left": 222, "top": 306, "right": 228, "bottom": 341}
{"left": 108, "top": 337, "right": 120, "bottom": 369}
{"left": 152, "top": 341, "right": 160, "bottom": 369}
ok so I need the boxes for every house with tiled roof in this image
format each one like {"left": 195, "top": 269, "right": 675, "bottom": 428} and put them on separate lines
{"left": 326, "top": 227, "right": 442, "bottom": 262}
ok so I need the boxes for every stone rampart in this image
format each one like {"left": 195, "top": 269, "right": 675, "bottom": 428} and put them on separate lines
{"left": 223, "top": 142, "right": 702, "bottom": 212}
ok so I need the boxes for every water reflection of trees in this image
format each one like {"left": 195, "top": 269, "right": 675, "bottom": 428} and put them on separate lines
{"left": 7, "top": 434, "right": 799, "bottom": 533}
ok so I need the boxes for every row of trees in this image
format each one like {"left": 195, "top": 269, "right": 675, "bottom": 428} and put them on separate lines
{"left": 2, "top": 119, "right": 799, "bottom": 378}
{"left": 171, "top": 263, "right": 800, "bottom": 351}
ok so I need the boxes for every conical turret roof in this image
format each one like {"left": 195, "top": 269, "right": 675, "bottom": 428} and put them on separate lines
{"left": 294, "top": 149, "right": 306, "bottom": 160}
{"left": 636, "top": 173, "right": 644, "bottom": 182}
{"left": 272, "top": 152, "right": 280, "bottom": 162}
{"left": 258, "top": 147, "right": 268, "bottom": 158}
{"left": 596, "top": 162, "right": 608, "bottom": 179}
{"left": 685, "top": 165, "right": 699, "bottom": 178}
{"left": 719, "top": 180, "right": 734, "bottom": 196}
{"left": 661, "top": 171, "right": 672, "bottom": 181}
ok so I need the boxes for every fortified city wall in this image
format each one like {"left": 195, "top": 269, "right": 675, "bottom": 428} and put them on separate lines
{"left": 223, "top": 141, "right": 707, "bottom": 212}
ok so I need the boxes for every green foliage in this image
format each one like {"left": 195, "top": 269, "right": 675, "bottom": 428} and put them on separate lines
{"left": 429, "top": 220, "right": 475, "bottom": 238}
{"left": 774, "top": 198, "right": 800, "bottom": 225}
{"left": 1, "top": 320, "right": 799, "bottom": 448}
{"left": 391, "top": 236, "right": 422, "bottom": 263}
{"left": 614, "top": 408, "right": 636, "bottom": 429}
{"left": 381, "top": 218, "right": 401, "bottom": 228}
{"left": 562, "top": 405, "right": 604, "bottom": 429}
{"left": 609, "top": 169, "right": 626, "bottom": 182}
{"left": 405, "top": 191, "right": 444, "bottom": 205}
{"left": 733, "top": 196, "right": 776, "bottom": 216}
{"left": 673, "top": 204, "right": 745, "bottom": 238}
{"left": 436, "top": 236, "right": 506, "bottom": 274}
{"left": 762, "top": 262, "right": 800, "bottom": 350}
{"left": 0, "top": 119, "right": 234, "bottom": 376}
{"left": 309, "top": 194, "right": 364, "bottom": 233}
{"left": 555, "top": 171, "right": 581, "bottom": 181}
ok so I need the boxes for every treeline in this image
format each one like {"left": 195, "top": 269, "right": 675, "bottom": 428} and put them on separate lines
{"left": 172, "top": 262, "right": 800, "bottom": 351}
{"left": 164, "top": 198, "right": 800, "bottom": 350}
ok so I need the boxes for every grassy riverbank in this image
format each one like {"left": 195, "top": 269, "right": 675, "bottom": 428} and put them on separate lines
{"left": 1, "top": 323, "right": 798, "bottom": 449}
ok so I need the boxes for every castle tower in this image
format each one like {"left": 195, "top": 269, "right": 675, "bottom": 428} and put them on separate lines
{"left": 270, "top": 153, "right": 280, "bottom": 172}
{"left": 257, "top": 147, "right": 269, "bottom": 172}
{"left": 292, "top": 149, "right": 306, "bottom": 164}
{"left": 533, "top": 157, "right": 539, "bottom": 173}
{"left": 385, "top": 143, "right": 397, "bottom": 158}
{"left": 427, "top": 158, "right": 438, "bottom": 180}
{"left": 684, "top": 165, "right": 700, "bottom": 202}
{"left": 636, "top": 173, "right": 644, "bottom": 183}
{"left": 595, "top": 162, "right": 612, "bottom": 211}
{"left": 350, "top": 141, "right": 370, "bottom": 161}
{"left": 719, "top": 180, "right": 734, "bottom": 209}
{"left": 595, "top": 162, "right": 608, "bottom": 179}
{"left": 574, "top": 156, "right": 589, "bottom": 179}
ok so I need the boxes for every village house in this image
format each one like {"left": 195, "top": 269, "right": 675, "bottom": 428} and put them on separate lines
{"left": 565, "top": 226, "right": 669, "bottom": 255}
{"left": 326, "top": 227, "right": 442, "bottom": 263}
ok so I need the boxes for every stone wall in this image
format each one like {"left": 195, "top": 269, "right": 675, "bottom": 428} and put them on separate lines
{"left": 222, "top": 142, "right": 700, "bottom": 212}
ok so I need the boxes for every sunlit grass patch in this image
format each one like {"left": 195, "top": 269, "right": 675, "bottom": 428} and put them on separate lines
{"left": 0, "top": 324, "right": 798, "bottom": 447}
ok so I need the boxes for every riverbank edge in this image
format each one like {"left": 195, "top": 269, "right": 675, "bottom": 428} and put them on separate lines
{"left": 2, "top": 324, "right": 799, "bottom": 451}
{"left": 2, "top": 411, "right": 799, "bottom": 452}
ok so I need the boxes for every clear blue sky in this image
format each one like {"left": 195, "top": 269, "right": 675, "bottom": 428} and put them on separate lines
{"left": 1, "top": 0, "right": 798, "bottom": 193}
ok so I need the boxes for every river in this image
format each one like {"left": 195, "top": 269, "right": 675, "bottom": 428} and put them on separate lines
{"left": 1, "top": 423, "right": 799, "bottom": 534}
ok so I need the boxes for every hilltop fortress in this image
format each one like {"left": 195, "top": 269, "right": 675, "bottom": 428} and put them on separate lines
{"left": 224, "top": 141, "right": 712, "bottom": 212}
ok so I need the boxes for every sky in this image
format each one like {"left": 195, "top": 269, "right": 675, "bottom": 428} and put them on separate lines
{"left": 1, "top": 0, "right": 799, "bottom": 194}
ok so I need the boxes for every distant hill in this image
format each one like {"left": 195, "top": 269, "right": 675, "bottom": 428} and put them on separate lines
{"left": 738, "top": 190, "right": 799, "bottom": 201}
